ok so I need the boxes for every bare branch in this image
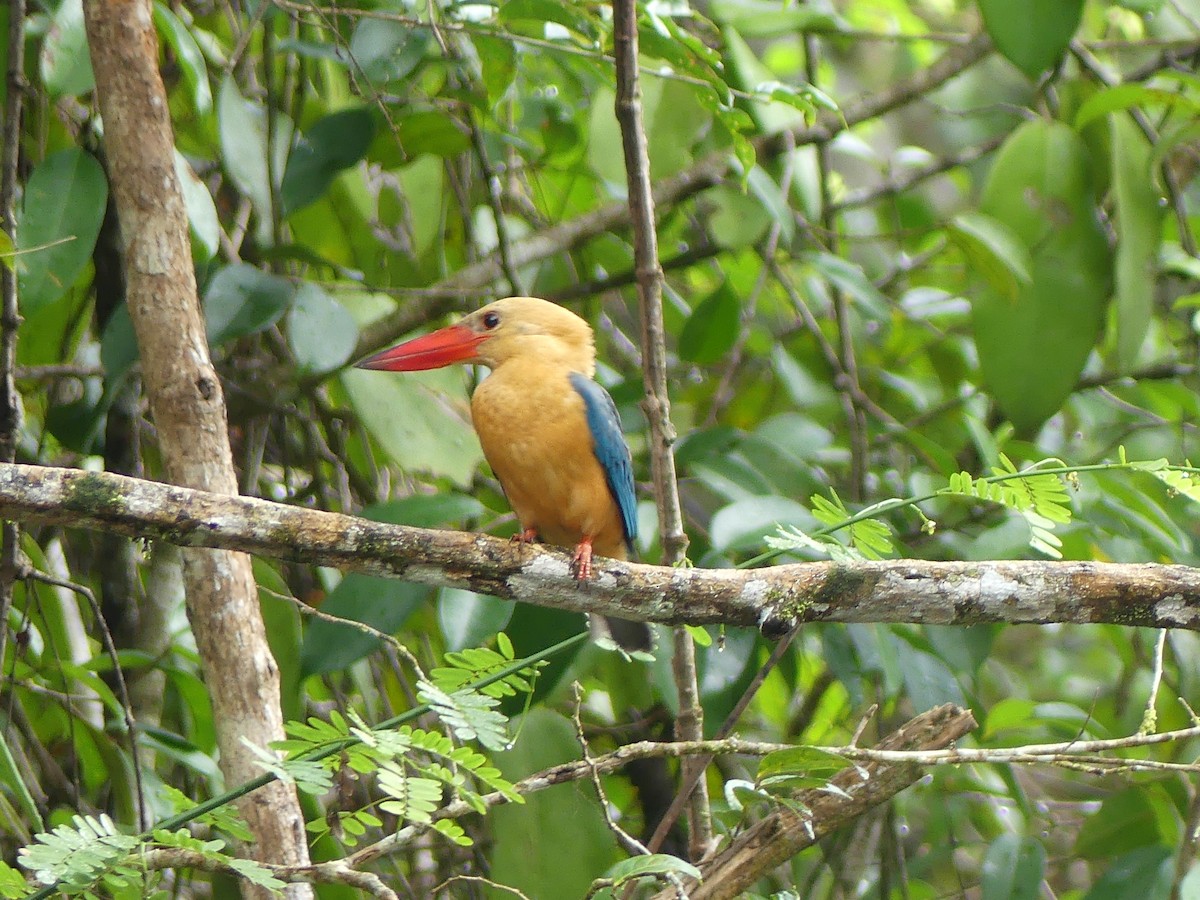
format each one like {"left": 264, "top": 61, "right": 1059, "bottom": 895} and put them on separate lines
{"left": 674, "top": 705, "right": 978, "bottom": 900}
{"left": 5, "top": 463, "right": 1200, "bottom": 633}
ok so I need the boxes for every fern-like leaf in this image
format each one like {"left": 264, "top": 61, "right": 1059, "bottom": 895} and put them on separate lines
{"left": 377, "top": 764, "right": 442, "bottom": 824}
{"left": 941, "top": 457, "right": 1072, "bottom": 558}
{"left": 243, "top": 737, "right": 333, "bottom": 795}
{"left": 417, "top": 681, "right": 510, "bottom": 751}
{"left": 430, "top": 633, "right": 544, "bottom": 699}
{"left": 19, "top": 814, "right": 139, "bottom": 890}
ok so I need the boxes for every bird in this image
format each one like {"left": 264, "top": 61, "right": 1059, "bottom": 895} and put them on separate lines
{"left": 356, "top": 296, "right": 650, "bottom": 650}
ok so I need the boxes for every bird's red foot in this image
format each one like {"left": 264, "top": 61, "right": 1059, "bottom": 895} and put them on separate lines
{"left": 511, "top": 528, "right": 538, "bottom": 545}
{"left": 571, "top": 538, "right": 595, "bottom": 581}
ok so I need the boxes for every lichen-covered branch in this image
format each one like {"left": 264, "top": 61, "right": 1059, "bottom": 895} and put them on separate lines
{"left": 674, "top": 705, "right": 978, "bottom": 900}
{"left": 5, "top": 462, "right": 1200, "bottom": 633}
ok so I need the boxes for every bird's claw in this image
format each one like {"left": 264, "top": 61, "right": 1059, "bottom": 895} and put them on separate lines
{"left": 571, "top": 540, "right": 594, "bottom": 581}
{"left": 511, "top": 528, "right": 539, "bottom": 546}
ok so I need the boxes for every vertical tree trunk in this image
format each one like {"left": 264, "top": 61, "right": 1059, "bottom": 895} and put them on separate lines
{"left": 80, "top": 2, "right": 312, "bottom": 896}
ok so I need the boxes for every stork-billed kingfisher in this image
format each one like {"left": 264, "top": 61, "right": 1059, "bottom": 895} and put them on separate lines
{"left": 356, "top": 296, "right": 648, "bottom": 650}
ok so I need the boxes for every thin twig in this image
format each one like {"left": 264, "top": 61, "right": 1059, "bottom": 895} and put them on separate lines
{"left": 23, "top": 567, "right": 148, "bottom": 830}
{"left": 0, "top": 0, "right": 26, "bottom": 686}
{"left": 611, "top": 0, "right": 708, "bottom": 859}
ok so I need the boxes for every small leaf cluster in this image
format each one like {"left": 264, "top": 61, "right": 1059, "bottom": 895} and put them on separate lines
{"left": 12, "top": 815, "right": 283, "bottom": 898}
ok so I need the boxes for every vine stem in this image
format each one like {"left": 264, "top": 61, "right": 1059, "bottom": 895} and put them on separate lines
{"left": 611, "top": 0, "right": 711, "bottom": 859}
{"left": 0, "top": 0, "right": 25, "bottom": 681}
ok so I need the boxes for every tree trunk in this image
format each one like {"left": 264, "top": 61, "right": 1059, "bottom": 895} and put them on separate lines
{"left": 80, "top": 2, "right": 312, "bottom": 896}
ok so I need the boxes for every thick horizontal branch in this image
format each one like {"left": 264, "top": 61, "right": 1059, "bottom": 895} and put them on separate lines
{"left": 4, "top": 463, "right": 1200, "bottom": 632}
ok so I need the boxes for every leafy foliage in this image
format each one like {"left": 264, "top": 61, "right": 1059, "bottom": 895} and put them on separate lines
{"left": 6, "top": 0, "right": 1200, "bottom": 896}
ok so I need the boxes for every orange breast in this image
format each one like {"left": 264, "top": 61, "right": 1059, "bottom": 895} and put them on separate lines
{"left": 471, "top": 361, "right": 627, "bottom": 560}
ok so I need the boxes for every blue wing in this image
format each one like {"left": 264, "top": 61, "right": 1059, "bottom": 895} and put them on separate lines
{"left": 569, "top": 372, "right": 637, "bottom": 552}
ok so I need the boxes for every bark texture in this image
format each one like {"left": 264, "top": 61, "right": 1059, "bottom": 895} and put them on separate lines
{"left": 80, "top": 2, "right": 312, "bottom": 894}
{"left": 5, "top": 463, "right": 1200, "bottom": 633}
{"left": 673, "top": 705, "right": 978, "bottom": 899}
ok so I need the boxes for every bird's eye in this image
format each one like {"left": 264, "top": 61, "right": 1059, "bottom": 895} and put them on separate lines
{"left": 482, "top": 312, "right": 501, "bottom": 330}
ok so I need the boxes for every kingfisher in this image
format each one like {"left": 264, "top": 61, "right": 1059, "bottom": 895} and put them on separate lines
{"left": 356, "top": 297, "right": 647, "bottom": 648}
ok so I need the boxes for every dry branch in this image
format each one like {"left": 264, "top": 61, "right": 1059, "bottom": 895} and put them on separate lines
{"left": 353, "top": 32, "right": 993, "bottom": 356}
{"left": 673, "top": 704, "right": 978, "bottom": 900}
{"left": 81, "top": 4, "right": 312, "bottom": 892}
{"left": 6, "top": 462, "right": 1200, "bottom": 633}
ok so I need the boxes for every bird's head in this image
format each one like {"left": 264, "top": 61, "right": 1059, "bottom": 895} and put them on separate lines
{"left": 356, "top": 296, "right": 596, "bottom": 374}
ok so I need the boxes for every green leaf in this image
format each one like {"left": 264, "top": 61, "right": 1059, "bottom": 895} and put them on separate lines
{"left": 396, "top": 109, "right": 471, "bottom": 158}
{"left": 1109, "top": 114, "right": 1163, "bottom": 369}
{"left": 437, "top": 589, "right": 516, "bottom": 652}
{"left": 1074, "top": 787, "right": 1172, "bottom": 859}
{"left": 349, "top": 20, "right": 429, "bottom": 84}
{"left": 679, "top": 281, "right": 741, "bottom": 364}
{"left": 153, "top": 2, "right": 212, "bottom": 114}
{"left": 298, "top": 574, "right": 426, "bottom": 678}
{"left": 497, "top": 0, "right": 601, "bottom": 39}
{"left": 40, "top": 0, "right": 94, "bottom": 97}
{"left": 175, "top": 149, "right": 220, "bottom": 263}
{"left": 377, "top": 765, "right": 442, "bottom": 823}
{"left": 1082, "top": 846, "right": 1172, "bottom": 900}
{"left": 947, "top": 211, "right": 1033, "bottom": 300}
{"left": 16, "top": 148, "right": 108, "bottom": 314}
{"left": 203, "top": 263, "right": 295, "bottom": 346}
{"left": 978, "top": 0, "right": 1084, "bottom": 79}
{"left": 286, "top": 282, "right": 359, "bottom": 374}
{"left": 1074, "top": 83, "right": 1198, "bottom": 130}
{"left": 342, "top": 364, "right": 485, "bottom": 487}
{"left": 606, "top": 853, "right": 702, "bottom": 885}
{"left": 474, "top": 34, "right": 517, "bottom": 104}
{"left": 756, "top": 746, "right": 849, "bottom": 782}
{"left": 218, "top": 76, "right": 293, "bottom": 246}
{"left": 971, "top": 119, "right": 1111, "bottom": 432}
{"left": 417, "top": 680, "right": 510, "bottom": 751}
{"left": 489, "top": 709, "right": 619, "bottom": 898}
{"left": 981, "top": 834, "right": 1046, "bottom": 900}
{"left": 709, "top": 0, "right": 840, "bottom": 37}
{"left": 282, "top": 107, "right": 376, "bottom": 215}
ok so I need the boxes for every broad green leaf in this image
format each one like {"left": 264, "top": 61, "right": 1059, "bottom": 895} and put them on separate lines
{"left": 282, "top": 107, "right": 376, "bottom": 214}
{"left": 298, "top": 576, "right": 426, "bottom": 679}
{"left": 342, "top": 365, "right": 484, "bottom": 487}
{"left": 349, "top": 20, "right": 428, "bottom": 83}
{"left": 474, "top": 34, "right": 517, "bottom": 104}
{"left": 710, "top": 496, "right": 815, "bottom": 553}
{"left": 40, "top": 0, "right": 94, "bottom": 98}
{"left": 1109, "top": 115, "right": 1164, "bottom": 369}
{"left": 947, "top": 211, "right": 1033, "bottom": 299}
{"left": 299, "top": 495, "right": 478, "bottom": 676}
{"left": 1081, "top": 846, "right": 1173, "bottom": 900}
{"left": 971, "top": 120, "right": 1112, "bottom": 432}
{"left": 497, "top": 0, "right": 601, "bottom": 39}
{"left": 756, "top": 746, "right": 849, "bottom": 781}
{"left": 1074, "top": 787, "right": 1173, "bottom": 859}
{"left": 606, "top": 854, "right": 702, "bottom": 884}
{"left": 175, "top": 150, "right": 220, "bottom": 263}
{"left": 153, "top": 3, "right": 212, "bottom": 114}
{"left": 217, "top": 76, "right": 293, "bottom": 246}
{"left": 722, "top": 26, "right": 808, "bottom": 133}
{"left": 203, "top": 263, "right": 294, "bottom": 346}
{"left": 981, "top": 834, "right": 1046, "bottom": 900}
{"left": 709, "top": 0, "right": 840, "bottom": 37}
{"left": 16, "top": 148, "right": 108, "bottom": 314}
{"left": 679, "top": 281, "right": 741, "bottom": 364}
{"left": 978, "top": 0, "right": 1084, "bottom": 79}
{"left": 286, "top": 282, "right": 359, "bottom": 373}
{"left": 489, "top": 709, "right": 618, "bottom": 897}
{"left": 1074, "top": 83, "right": 1197, "bottom": 130}
{"left": 438, "top": 589, "right": 515, "bottom": 652}
{"left": 396, "top": 109, "right": 471, "bottom": 158}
